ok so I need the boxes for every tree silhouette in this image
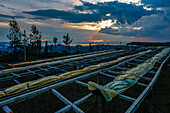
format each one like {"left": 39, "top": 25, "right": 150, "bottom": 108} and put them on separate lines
{"left": 7, "top": 18, "right": 22, "bottom": 51}
{"left": 44, "top": 40, "right": 48, "bottom": 56}
{"left": 29, "top": 24, "right": 42, "bottom": 55}
{"left": 29, "top": 24, "right": 42, "bottom": 41}
{"left": 89, "top": 42, "right": 93, "bottom": 52}
{"left": 63, "top": 33, "right": 73, "bottom": 53}
{"left": 22, "top": 30, "right": 29, "bottom": 44}
{"left": 53, "top": 37, "right": 58, "bottom": 51}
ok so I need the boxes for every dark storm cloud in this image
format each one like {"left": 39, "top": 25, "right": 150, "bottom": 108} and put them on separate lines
{"left": 142, "top": 0, "right": 170, "bottom": 8}
{"left": 24, "top": 9, "right": 101, "bottom": 23}
{"left": 164, "top": 10, "right": 170, "bottom": 23}
{"left": 100, "top": 27, "right": 170, "bottom": 40}
{"left": 29, "top": 17, "right": 47, "bottom": 20}
{"left": 97, "top": 0, "right": 170, "bottom": 40}
{"left": 100, "top": 25, "right": 169, "bottom": 38}
{"left": 100, "top": 15, "right": 170, "bottom": 40}
{"left": 24, "top": 1, "right": 158, "bottom": 24}
{"left": 74, "top": 1, "right": 158, "bottom": 24}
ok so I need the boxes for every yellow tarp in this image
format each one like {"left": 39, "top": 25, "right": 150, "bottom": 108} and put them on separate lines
{"left": 10, "top": 49, "right": 112, "bottom": 66}
{"left": 0, "top": 91, "right": 6, "bottom": 97}
{"left": 29, "top": 76, "right": 61, "bottom": 89}
{"left": 0, "top": 50, "right": 150, "bottom": 98}
{"left": 1, "top": 50, "right": 121, "bottom": 75}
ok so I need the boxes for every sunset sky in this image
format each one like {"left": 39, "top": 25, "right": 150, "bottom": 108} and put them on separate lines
{"left": 0, "top": 0, "right": 169, "bottom": 43}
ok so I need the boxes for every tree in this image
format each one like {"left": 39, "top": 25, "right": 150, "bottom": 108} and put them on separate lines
{"left": 29, "top": 24, "right": 42, "bottom": 55}
{"left": 49, "top": 44, "right": 54, "bottom": 52}
{"left": 63, "top": 33, "right": 73, "bottom": 54}
{"left": 53, "top": 37, "right": 58, "bottom": 51}
{"left": 22, "top": 30, "right": 29, "bottom": 44}
{"left": 44, "top": 40, "right": 48, "bottom": 55}
{"left": 7, "top": 18, "right": 22, "bottom": 51}
{"left": 89, "top": 42, "right": 93, "bottom": 52}
{"left": 29, "top": 24, "right": 42, "bottom": 41}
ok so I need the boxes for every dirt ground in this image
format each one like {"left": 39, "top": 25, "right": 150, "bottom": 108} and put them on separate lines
{"left": 137, "top": 59, "right": 170, "bottom": 113}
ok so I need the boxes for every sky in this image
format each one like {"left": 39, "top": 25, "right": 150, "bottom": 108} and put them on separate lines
{"left": 0, "top": 0, "right": 169, "bottom": 44}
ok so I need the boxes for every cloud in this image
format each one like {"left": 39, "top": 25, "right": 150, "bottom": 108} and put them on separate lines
{"left": 24, "top": 9, "right": 100, "bottom": 23}
{"left": 24, "top": 1, "right": 158, "bottom": 25}
{"left": 0, "top": 27, "right": 9, "bottom": 41}
{"left": 100, "top": 14, "right": 170, "bottom": 41}
{"left": 74, "top": 1, "right": 159, "bottom": 25}
{"left": 0, "top": 13, "right": 25, "bottom": 19}
{"left": 0, "top": 0, "right": 169, "bottom": 42}
{"left": 0, "top": 4, "right": 21, "bottom": 11}
{"left": 142, "top": 0, "right": 170, "bottom": 8}
{"left": 164, "top": 10, "right": 170, "bottom": 23}
{"left": 0, "top": 22, "right": 9, "bottom": 27}
{"left": 0, "top": 0, "right": 83, "bottom": 12}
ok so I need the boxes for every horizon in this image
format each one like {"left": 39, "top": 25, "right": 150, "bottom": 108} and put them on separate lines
{"left": 0, "top": 0, "right": 170, "bottom": 43}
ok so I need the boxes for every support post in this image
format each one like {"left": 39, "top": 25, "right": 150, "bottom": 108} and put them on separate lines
{"left": 97, "top": 75, "right": 105, "bottom": 113}
{"left": 24, "top": 44, "right": 26, "bottom": 62}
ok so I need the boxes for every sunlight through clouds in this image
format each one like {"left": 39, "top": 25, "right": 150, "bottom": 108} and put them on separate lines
{"left": 83, "top": 0, "right": 142, "bottom": 5}
{"left": 89, "top": 39, "right": 104, "bottom": 42}
{"left": 0, "top": 22, "right": 9, "bottom": 27}
{"left": 61, "top": 19, "right": 116, "bottom": 31}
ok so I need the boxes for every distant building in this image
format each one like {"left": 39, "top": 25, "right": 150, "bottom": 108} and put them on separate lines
{"left": 126, "top": 42, "right": 170, "bottom": 47}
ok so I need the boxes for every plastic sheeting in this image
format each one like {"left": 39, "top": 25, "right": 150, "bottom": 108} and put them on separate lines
{"left": 0, "top": 50, "right": 123, "bottom": 75}
{"left": 88, "top": 48, "right": 170, "bottom": 101}
{"left": 0, "top": 50, "right": 150, "bottom": 98}
{"left": 10, "top": 49, "right": 112, "bottom": 66}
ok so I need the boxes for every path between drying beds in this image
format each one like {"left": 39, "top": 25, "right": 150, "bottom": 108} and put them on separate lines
{"left": 137, "top": 59, "right": 170, "bottom": 113}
